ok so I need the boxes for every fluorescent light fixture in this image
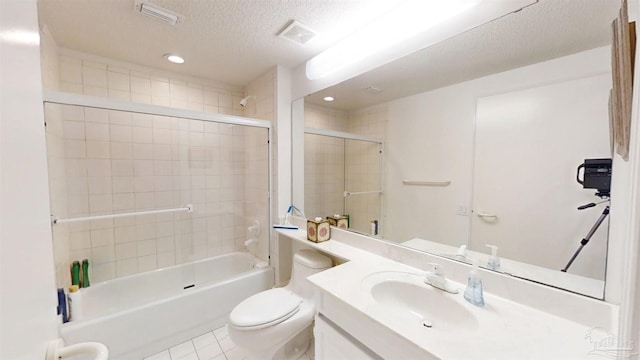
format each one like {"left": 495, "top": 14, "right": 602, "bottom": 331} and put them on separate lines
{"left": 306, "top": 0, "right": 479, "bottom": 80}
{"left": 0, "top": 29, "right": 40, "bottom": 46}
{"left": 323, "top": 96, "right": 335, "bottom": 102}
{"left": 164, "top": 54, "right": 184, "bottom": 64}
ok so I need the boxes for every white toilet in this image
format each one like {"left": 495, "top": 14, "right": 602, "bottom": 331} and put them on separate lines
{"left": 228, "top": 249, "right": 333, "bottom": 360}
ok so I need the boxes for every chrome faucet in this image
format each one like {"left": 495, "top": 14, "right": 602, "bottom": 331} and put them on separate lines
{"left": 424, "top": 263, "right": 459, "bottom": 294}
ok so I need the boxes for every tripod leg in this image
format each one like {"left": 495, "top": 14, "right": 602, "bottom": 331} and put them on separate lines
{"left": 561, "top": 206, "right": 609, "bottom": 273}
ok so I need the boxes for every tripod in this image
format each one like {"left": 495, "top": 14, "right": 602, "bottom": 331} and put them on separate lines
{"left": 561, "top": 204, "right": 609, "bottom": 273}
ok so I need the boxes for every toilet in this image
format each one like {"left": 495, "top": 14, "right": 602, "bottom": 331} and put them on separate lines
{"left": 228, "top": 249, "right": 333, "bottom": 360}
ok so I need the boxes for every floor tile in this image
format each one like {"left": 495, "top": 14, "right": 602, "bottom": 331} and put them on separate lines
{"left": 143, "top": 350, "right": 171, "bottom": 360}
{"left": 218, "top": 335, "right": 236, "bottom": 352}
{"left": 176, "top": 352, "right": 199, "bottom": 360}
{"left": 196, "top": 342, "right": 224, "bottom": 360}
{"left": 193, "top": 331, "right": 217, "bottom": 350}
{"left": 169, "top": 340, "right": 196, "bottom": 359}
{"left": 225, "top": 346, "right": 248, "bottom": 360}
{"left": 213, "top": 324, "right": 229, "bottom": 340}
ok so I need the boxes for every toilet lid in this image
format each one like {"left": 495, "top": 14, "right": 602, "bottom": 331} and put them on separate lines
{"left": 229, "top": 288, "right": 302, "bottom": 330}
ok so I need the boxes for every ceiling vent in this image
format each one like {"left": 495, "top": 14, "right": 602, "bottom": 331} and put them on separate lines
{"left": 363, "top": 86, "right": 382, "bottom": 94}
{"left": 278, "top": 20, "right": 318, "bottom": 46}
{"left": 134, "top": 0, "right": 181, "bottom": 25}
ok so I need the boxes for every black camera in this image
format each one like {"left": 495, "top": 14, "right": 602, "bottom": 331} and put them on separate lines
{"left": 576, "top": 158, "right": 612, "bottom": 198}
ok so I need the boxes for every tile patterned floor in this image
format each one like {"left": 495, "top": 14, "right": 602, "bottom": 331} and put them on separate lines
{"left": 143, "top": 324, "right": 314, "bottom": 360}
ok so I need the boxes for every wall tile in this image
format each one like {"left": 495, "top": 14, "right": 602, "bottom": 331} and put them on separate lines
{"left": 157, "top": 251, "right": 176, "bottom": 268}
{"left": 86, "top": 141, "right": 110, "bottom": 159}
{"left": 88, "top": 176, "right": 112, "bottom": 195}
{"left": 89, "top": 194, "right": 113, "bottom": 214}
{"left": 110, "top": 124, "right": 132, "bottom": 142}
{"left": 113, "top": 193, "right": 135, "bottom": 211}
{"left": 70, "top": 231, "right": 91, "bottom": 251}
{"left": 50, "top": 54, "right": 272, "bottom": 284}
{"left": 108, "top": 71, "right": 130, "bottom": 91}
{"left": 116, "top": 258, "right": 138, "bottom": 277}
{"left": 131, "top": 76, "right": 151, "bottom": 95}
{"left": 84, "top": 85, "right": 108, "bottom": 98}
{"left": 112, "top": 159, "right": 134, "bottom": 176}
{"left": 92, "top": 262, "right": 116, "bottom": 283}
{"left": 91, "top": 245, "right": 115, "bottom": 264}
{"left": 138, "top": 255, "right": 157, "bottom": 272}
{"left": 111, "top": 142, "right": 133, "bottom": 159}
{"left": 114, "top": 225, "right": 136, "bottom": 244}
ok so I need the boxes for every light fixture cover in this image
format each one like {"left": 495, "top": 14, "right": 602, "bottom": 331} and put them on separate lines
{"left": 306, "top": 0, "right": 480, "bottom": 80}
{"left": 165, "top": 54, "right": 185, "bottom": 64}
{"left": 278, "top": 20, "right": 318, "bottom": 46}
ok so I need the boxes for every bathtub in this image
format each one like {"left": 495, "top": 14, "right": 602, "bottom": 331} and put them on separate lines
{"left": 61, "top": 252, "right": 274, "bottom": 359}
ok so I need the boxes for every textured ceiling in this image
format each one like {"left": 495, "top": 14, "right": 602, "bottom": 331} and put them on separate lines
{"left": 38, "top": 0, "right": 623, "bottom": 108}
{"left": 37, "top": 0, "right": 404, "bottom": 87}
{"left": 306, "top": 0, "right": 623, "bottom": 111}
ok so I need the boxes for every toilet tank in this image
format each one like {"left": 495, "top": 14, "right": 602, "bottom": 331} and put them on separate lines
{"left": 288, "top": 249, "right": 332, "bottom": 299}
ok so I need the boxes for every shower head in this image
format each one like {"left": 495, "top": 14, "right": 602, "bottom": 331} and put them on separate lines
{"left": 240, "top": 95, "right": 255, "bottom": 107}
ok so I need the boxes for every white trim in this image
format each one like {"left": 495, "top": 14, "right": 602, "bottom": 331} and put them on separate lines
{"left": 43, "top": 91, "right": 272, "bottom": 129}
{"left": 617, "top": 1, "right": 640, "bottom": 347}
{"left": 304, "top": 127, "right": 383, "bottom": 144}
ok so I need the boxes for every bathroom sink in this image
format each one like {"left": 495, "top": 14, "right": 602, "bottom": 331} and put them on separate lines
{"left": 361, "top": 271, "right": 479, "bottom": 332}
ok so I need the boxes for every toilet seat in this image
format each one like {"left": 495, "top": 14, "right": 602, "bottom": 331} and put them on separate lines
{"left": 229, "top": 288, "right": 302, "bottom": 330}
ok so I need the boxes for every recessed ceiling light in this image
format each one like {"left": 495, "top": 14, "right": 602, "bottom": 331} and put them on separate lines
{"left": 164, "top": 54, "right": 184, "bottom": 64}
{"left": 323, "top": 96, "right": 335, "bottom": 102}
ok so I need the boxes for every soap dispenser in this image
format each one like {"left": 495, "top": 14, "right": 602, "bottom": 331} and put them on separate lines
{"left": 464, "top": 260, "right": 485, "bottom": 307}
{"left": 486, "top": 244, "right": 500, "bottom": 270}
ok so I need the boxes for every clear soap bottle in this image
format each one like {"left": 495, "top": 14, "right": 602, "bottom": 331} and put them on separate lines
{"left": 464, "top": 260, "right": 485, "bottom": 307}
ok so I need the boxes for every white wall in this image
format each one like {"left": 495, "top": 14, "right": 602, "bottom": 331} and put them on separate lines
{"left": 0, "top": 1, "right": 59, "bottom": 359}
{"left": 383, "top": 47, "right": 612, "bottom": 270}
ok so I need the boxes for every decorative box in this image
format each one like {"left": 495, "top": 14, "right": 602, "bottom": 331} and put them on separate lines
{"left": 307, "top": 217, "right": 331, "bottom": 243}
{"left": 327, "top": 214, "right": 349, "bottom": 229}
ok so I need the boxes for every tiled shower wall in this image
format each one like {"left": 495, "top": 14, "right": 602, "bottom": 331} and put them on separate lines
{"left": 304, "top": 104, "right": 348, "bottom": 219}
{"left": 57, "top": 49, "right": 245, "bottom": 115}
{"left": 303, "top": 103, "right": 387, "bottom": 234}
{"left": 44, "top": 49, "right": 272, "bottom": 288}
{"left": 346, "top": 106, "right": 387, "bottom": 235}
{"left": 304, "top": 133, "right": 345, "bottom": 219}
{"left": 45, "top": 103, "right": 269, "bottom": 288}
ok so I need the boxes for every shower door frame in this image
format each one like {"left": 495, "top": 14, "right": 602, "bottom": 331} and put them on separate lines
{"left": 43, "top": 90, "right": 274, "bottom": 274}
{"left": 303, "top": 127, "right": 384, "bottom": 237}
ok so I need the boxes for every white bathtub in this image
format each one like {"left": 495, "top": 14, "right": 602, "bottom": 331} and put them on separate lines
{"left": 61, "top": 252, "right": 274, "bottom": 359}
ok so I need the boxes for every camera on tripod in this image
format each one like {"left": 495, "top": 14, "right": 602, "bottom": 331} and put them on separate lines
{"left": 576, "top": 158, "right": 612, "bottom": 198}
{"left": 562, "top": 158, "right": 612, "bottom": 273}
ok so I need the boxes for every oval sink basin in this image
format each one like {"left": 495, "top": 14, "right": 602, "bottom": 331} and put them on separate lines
{"left": 362, "top": 271, "right": 479, "bottom": 332}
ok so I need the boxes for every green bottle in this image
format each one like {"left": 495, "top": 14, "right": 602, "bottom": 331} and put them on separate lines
{"left": 81, "top": 259, "right": 90, "bottom": 288}
{"left": 71, "top": 261, "right": 80, "bottom": 286}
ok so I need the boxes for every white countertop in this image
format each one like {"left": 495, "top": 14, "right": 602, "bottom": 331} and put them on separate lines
{"left": 277, "top": 229, "right": 599, "bottom": 360}
{"left": 401, "top": 238, "right": 605, "bottom": 299}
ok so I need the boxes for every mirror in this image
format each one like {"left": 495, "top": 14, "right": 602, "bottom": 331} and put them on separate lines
{"left": 293, "top": 0, "right": 622, "bottom": 298}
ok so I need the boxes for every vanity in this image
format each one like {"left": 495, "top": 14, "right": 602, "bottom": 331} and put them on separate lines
{"left": 275, "top": 222, "right": 618, "bottom": 360}
{"left": 283, "top": 0, "right": 634, "bottom": 357}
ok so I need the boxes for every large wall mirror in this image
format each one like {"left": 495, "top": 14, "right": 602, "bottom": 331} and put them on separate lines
{"left": 292, "top": 0, "right": 623, "bottom": 298}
